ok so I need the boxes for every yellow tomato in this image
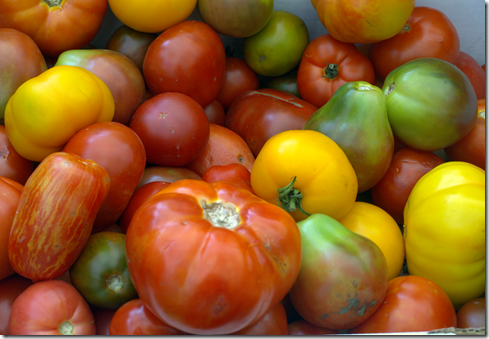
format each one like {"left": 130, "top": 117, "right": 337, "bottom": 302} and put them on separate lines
{"left": 250, "top": 130, "right": 358, "bottom": 222}
{"left": 338, "top": 201, "right": 405, "bottom": 281}
{"left": 4, "top": 65, "right": 114, "bottom": 162}
{"left": 404, "top": 161, "right": 485, "bottom": 309}
{"left": 108, "top": 0, "right": 197, "bottom": 33}
{"left": 312, "top": 0, "right": 415, "bottom": 44}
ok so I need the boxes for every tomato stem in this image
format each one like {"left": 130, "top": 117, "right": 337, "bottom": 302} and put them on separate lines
{"left": 398, "top": 23, "right": 411, "bottom": 35}
{"left": 106, "top": 274, "right": 124, "bottom": 291}
{"left": 58, "top": 321, "right": 75, "bottom": 335}
{"left": 43, "top": 0, "right": 62, "bottom": 7}
{"left": 276, "top": 176, "right": 310, "bottom": 216}
{"left": 322, "top": 63, "right": 339, "bottom": 80}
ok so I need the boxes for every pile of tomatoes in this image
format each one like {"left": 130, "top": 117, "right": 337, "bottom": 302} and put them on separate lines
{"left": 0, "top": 0, "right": 485, "bottom": 335}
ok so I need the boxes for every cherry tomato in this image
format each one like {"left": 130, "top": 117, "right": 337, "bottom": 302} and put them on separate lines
{"left": 0, "top": 274, "right": 33, "bottom": 335}
{"left": 455, "top": 51, "right": 486, "bottom": 100}
{"left": 456, "top": 298, "right": 485, "bottom": 329}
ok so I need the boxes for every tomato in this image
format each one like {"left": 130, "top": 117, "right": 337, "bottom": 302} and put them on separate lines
{"left": 369, "top": 6, "right": 460, "bottom": 80}
{"left": 0, "top": 0, "right": 107, "bottom": 57}
{"left": 231, "top": 302, "right": 288, "bottom": 335}
{"left": 63, "top": 122, "right": 146, "bottom": 233}
{"left": 0, "top": 125, "right": 33, "bottom": 185}
{"left": 348, "top": 275, "right": 457, "bottom": 333}
{"left": 143, "top": 20, "right": 226, "bottom": 108}
{"left": 215, "top": 57, "right": 260, "bottom": 111}
{"left": 311, "top": 0, "right": 415, "bottom": 44}
{"left": 370, "top": 147, "right": 445, "bottom": 225}
{"left": 8, "top": 152, "right": 110, "bottom": 281}
{"left": 197, "top": 0, "right": 273, "bottom": 38}
{"left": 109, "top": 299, "right": 188, "bottom": 335}
{"left": 0, "top": 28, "right": 46, "bottom": 123}
{"left": 69, "top": 232, "right": 138, "bottom": 310}
{"left": 202, "top": 163, "right": 255, "bottom": 195}
{"left": 0, "top": 274, "right": 33, "bottom": 335}
{"left": 137, "top": 166, "right": 202, "bottom": 189}
{"left": 185, "top": 124, "right": 255, "bottom": 177}
{"left": 243, "top": 11, "right": 310, "bottom": 77}
{"left": 455, "top": 51, "right": 486, "bottom": 100}
{"left": 456, "top": 298, "right": 485, "bottom": 329}
{"left": 444, "top": 99, "right": 485, "bottom": 170}
{"left": 108, "top": 0, "right": 196, "bottom": 33}
{"left": 264, "top": 70, "right": 301, "bottom": 98}
{"left": 8, "top": 280, "right": 96, "bottom": 335}
{"left": 105, "top": 25, "right": 158, "bottom": 74}
{"left": 129, "top": 92, "right": 210, "bottom": 167}
{"left": 125, "top": 180, "right": 302, "bottom": 334}
{"left": 338, "top": 202, "right": 405, "bottom": 281}
{"left": 225, "top": 88, "right": 317, "bottom": 157}
{"left": 250, "top": 130, "right": 358, "bottom": 222}
{"left": 119, "top": 181, "right": 171, "bottom": 233}
{"left": 296, "top": 34, "right": 375, "bottom": 108}
{"left": 203, "top": 100, "right": 226, "bottom": 126}
{"left": 55, "top": 49, "right": 146, "bottom": 126}
{"left": 287, "top": 320, "right": 340, "bottom": 335}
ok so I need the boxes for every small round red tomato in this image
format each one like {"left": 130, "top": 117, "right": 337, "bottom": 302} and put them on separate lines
{"left": 8, "top": 280, "right": 96, "bottom": 335}
{"left": 455, "top": 51, "right": 486, "bottom": 100}
{"left": 297, "top": 34, "right": 375, "bottom": 108}
{"left": 369, "top": 6, "right": 460, "bottom": 80}
{"left": 231, "top": 302, "right": 288, "bottom": 335}
{"left": 202, "top": 163, "right": 255, "bottom": 195}
{"left": 0, "top": 274, "right": 33, "bottom": 335}
{"left": 348, "top": 275, "right": 457, "bottom": 334}
{"left": 137, "top": 166, "right": 202, "bottom": 189}
{"left": 203, "top": 99, "right": 226, "bottom": 125}
{"left": 287, "top": 320, "right": 340, "bottom": 335}
{"left": 370, "top": 147, "right": 445, "bottom": 225}
{"left": 215, "top": 57, "right": 260, "bottom": 111}
{"left": 456, "top": 298, "right": 485, "bottom": 329}
{"left": 0, "top": 0, "right": 108, "bottom": 57}
{"left": 0, "top": 125, "right": 34, "bottom": 185}
{"left": 143, "top": 20, "right": 226, "bottom": 108}
{"left": 129, "top": 92, "right": 210, "bottom": 167}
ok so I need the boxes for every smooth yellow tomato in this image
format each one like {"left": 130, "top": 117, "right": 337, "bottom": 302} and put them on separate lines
{"left": 338, "top": 201, "right": 405, "bottom": 281}
{"left": 108, "top": 0, "right": 197, "bottom": 33}
{"left": 404, "top": 161, "right": 485, "bottom": 309}
{"left": 4, "top": 65, "right": 114, "bottom": 162}
{"left": 250, "top": 130, "right": 358, "bottom": 222}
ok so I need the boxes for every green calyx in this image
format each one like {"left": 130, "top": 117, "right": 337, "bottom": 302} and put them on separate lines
{"left": 323, "top": 63, "right": 339, "bottom": 80}
{"left": 276, "top": 176, "right": 310, "bottom": 216}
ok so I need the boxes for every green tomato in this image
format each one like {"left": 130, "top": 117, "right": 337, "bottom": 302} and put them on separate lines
{"left": 383, "top": 57, "right": 478, "bottom": 151}
{"left": 242, "top": 10, "right": 309, "bottom": 77}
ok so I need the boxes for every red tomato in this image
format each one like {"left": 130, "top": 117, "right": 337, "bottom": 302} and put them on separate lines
{"left": 137, "top": 166, "right": 202, "bottom": 189}
{"left": 297, "top": 34, "right": 375, "bottom": 108}
{"left": 0, "top": 274, "right": 33, "bottom": 335}
{"left": 370, "top": 148, "right": 445, "bottom": 225}
{"left": 8, "top": 152, "right": 110, "bottom": 281}
{"left": 143, "top": 20, "right": 226, "bottom": 108}
{"left": 455, "top": 51, "right": 486, "bottom": 100}
{"left": 456, "top": 298, "right": 485, "bottom": 329}
{"left": 203, "top": 99, "right": 226, "bottom": 126}
{"left": 129, "top": 92, "right": 210, "bottom": 167}
{"left": 348, "top": 275, "right": 457, "bottom": 334}
{"left": 0, "top": 123, "right": 34, "bottom": 185}
{"left": 63, "top": 122, "right": 146, "bottom": 233}
{"left": 203, "top": 163, "right": 255, "bottom": 195}
{"left": 215, "top": 57, "right": 260, "bottom": 111}
{"left": 8, "top": 280, "right": 96, "bottom": 335}
{"left": 369, "top": 6, "right": 460, "bottom": 80}
{"left": 224, "top": 88, "right": 317, "bottom": 157}
{"left": 125, "top": 180, "right": 302, "bottom": 334}
{"left": 0, "top": 0, "right": 107, "bottom": 57}
{"left": 444, "top": 99, "right": 485, "bottom": 170}
{"left": 231, "top": 302, "right": 288, "bottom": 335}
{"left": 185, "top": 124, "right": 255, "bottom": 177}
{"left": 109, "top": 299, "right": 187, "bottom": 335}
{"left": 287, "top": 320, "right": 340, "bottom": 335}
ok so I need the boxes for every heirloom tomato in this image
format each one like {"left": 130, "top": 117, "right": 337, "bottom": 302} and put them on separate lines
{"left": 0, "top": 274, "right": 33, "bottom": 335}
{"left": 0, "top": 125, "right": 33, "bottom": 185}
{"left": 204, "top": 100, "right": 226, "bottom": 126}
{"left": 231, "top": 302, "right": 288, "bottom": 335}
{"left": 265, "top": 70, "right": 301, "bottom": 98}
{"left": 455, "top": 51, "right": 486, "bottom": 100}
{"left": 8, "top": 280, "right": 96, "bottom": 335}
{"left": 0, "top": 0, "right": 107, "bottom": 57}
{"left": 250, "top": 130, "right": 358, "bottom": 222}
{"left": 311, "top": 0, "right": 415, "bottom": 44}
{"left": 203, "top": 163, "right": 254, "bottom": 195}
{"left": 125, "top": 180, "right": 302, "bottom": 335}
{"left": 137, "top": 166, "right": 202, "bottom": 189}
{"left": 296, "top": 34, "right": 375, "bottom": 108}
{"left": 369, "top": 6, "right": 460, "bottom": 80}
{"left": 456, "top": 298, "right": 485, "bottom": 329}
{"left": 287, "top": 320, "right": 339, "bottom": 335}
{"left": 404, "top": 161, "right": 485, "bottom": 309}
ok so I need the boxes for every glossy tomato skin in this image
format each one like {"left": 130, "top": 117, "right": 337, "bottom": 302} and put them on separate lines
{"left": 370, "top": 147, "right": 445, "bottom": 225}
{"left": 456, "top": 298, "right": 485, "bottom": 329}
{"left": 8, "top": 152, "right": 111, "bottom": 281}
{"left": 265, "top": 70, "right": 301, "bottom": 98}
{"left": 63, "top": 122, "right": 146, "bottom": 233}
{"left": 143, "top": 20, "right": 226, "bottom": 108}
{"left": 231, "top": 302, "right": 288, "bottom": 335}
{"left": 225, "top": 88, "right": 317, "bottom": 157}
{"left": 202, "top": 163, "right": 255, "bottom": 195}
{"left": 0, "top": 125, "right": 34, "bottom": 185}
{"left": 369, "top": 6, "right": 460, "bottom": 80}
{"left": 137, "top": 166, "right": 202, "bottom": 189}
{"left": 348, "top": 275, "right": 457, "bottom": 334}
{"left": 455, "top": 51, "right": 486, "bottom": 100}
{"left": 129, "top": 92, "right": 210, "bottom": 167}
{"left": 0, "top": 274, "right": 33, "bottom": 335}
{"left": 0, "top": 0, "right": 107, "bottom": 57}
{"left": 69, "top": 232, "right": 138, "bottom": 310}
{"left": 203, "top": 99, "right": 226, "bottom": 125}
{"left": 297, "top": 34, "right": 375, "bottom": 108}
{"left": 125, "top": 180, "right": 302, "bottom": 334}
{"left": 8, "top": 280, "right": 96, "bottom": 335}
